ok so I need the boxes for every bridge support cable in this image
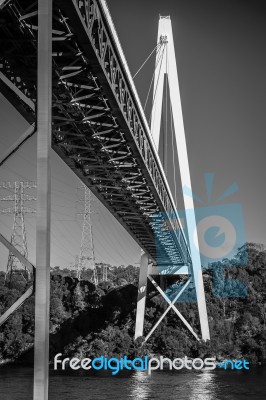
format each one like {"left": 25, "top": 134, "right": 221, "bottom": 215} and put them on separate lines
{"left": 133, "top": 42, "right": 162, "bottom": 79}
{"left": 144, "top": 43, "right": 166, "bottom": 114}
{"left": 135, "top": 16, "right": 210, "bottom": 342}
{"left": 170, "top": 107, "right": 178, "bottom": 206}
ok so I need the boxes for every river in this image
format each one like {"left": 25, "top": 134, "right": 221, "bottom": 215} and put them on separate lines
{"left": 0, "top": 366, "right": 265, "bottom": 399}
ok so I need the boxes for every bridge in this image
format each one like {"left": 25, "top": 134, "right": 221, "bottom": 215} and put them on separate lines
{"left": 0, "top": 0, "right": 190, "bottom": 266}
{"left": 0, "top": 1, "right": 210, "bottom": 399}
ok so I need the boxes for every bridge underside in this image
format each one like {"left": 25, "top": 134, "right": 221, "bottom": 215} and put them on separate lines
{"left": 0, "top": 0, "right": 191, "bottom": 268}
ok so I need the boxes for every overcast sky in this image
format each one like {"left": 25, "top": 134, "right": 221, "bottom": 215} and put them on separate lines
{"left": 0, "top": 0, "right": 265, "bottom": 271}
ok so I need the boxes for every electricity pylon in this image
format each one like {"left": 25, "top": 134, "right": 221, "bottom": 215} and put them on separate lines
{"left": 77, "top": 184, "right": 98, "bottom": 285}
{"left": 0, "top": 181, "right": 36, "bottom": 282}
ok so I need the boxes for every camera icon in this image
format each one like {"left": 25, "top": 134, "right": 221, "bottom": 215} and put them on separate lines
{"left": 152, "top": 174, "right": 248, "bottom": 300}
{"left": 180, "top": 202, "right": 247, "bottom": 267}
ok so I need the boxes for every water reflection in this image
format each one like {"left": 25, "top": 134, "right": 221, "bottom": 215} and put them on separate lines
{"left": 1, "top": 366, "right": 266, "bottom": 400}
{"left": 129, "top": 371, "right": 152, "bottom": 399}
{"left": 189, "top": 371, "right": 216, "bottom": 400}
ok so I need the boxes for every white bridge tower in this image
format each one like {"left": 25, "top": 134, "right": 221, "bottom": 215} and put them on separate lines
{"left": 135, "top": 16, "right": 210, "bottom": 342}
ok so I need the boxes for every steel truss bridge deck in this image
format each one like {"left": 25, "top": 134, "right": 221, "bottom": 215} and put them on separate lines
{"left": 0, "top": 0, "right": 191, "bottom": 267}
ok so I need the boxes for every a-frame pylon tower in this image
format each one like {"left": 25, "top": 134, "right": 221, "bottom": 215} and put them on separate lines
{"left": 135, "top": 16, "right": 210, "bottom": 342}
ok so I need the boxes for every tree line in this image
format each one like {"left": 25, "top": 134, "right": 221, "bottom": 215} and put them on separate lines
{"left": 0, "top": 242, "right": 265, "bottom": 364}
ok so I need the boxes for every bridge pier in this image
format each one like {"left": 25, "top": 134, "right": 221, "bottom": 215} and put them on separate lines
{"left": 134, "top": 263, "right": 201, "bottom": 342}
{"left": 33, "top": 0, "right": 52, "bottom": 399}
{"left": 134, "top": 252, "right": 149, "bottom": 340}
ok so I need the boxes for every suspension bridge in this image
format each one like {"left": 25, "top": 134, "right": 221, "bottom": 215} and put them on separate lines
{"left": 0, "top": 0, "right": 210, "bottom": 399}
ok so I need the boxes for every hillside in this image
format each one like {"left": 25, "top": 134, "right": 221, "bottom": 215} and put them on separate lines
{"left": 0, "top": 243, "right": 265, "bottom": 363}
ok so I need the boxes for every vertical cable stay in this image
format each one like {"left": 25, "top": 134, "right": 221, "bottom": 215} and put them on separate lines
{"left": 170, "top": 105, "right": 178, "bottom": 207}
{"left": 150, "top": 43, "right": 166, "bottom": 105}
{"left": 133, "top": 42, "right": 162, "bottom": 79}
{"left": 164, "top": 43, "right": 168, "bottom": 175}
{"left": 147, "top": 44, "right": 166, "bottom": 151}
{"left": 145, "top": 43, "right": 165, "bottom": 116}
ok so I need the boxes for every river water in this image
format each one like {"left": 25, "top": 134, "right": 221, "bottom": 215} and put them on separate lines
{"left": 0, "top": 366, "right": 265, "bottom": 399}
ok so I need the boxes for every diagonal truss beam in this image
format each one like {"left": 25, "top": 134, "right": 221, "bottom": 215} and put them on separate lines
{"left": 145, "top": 276, "right": 199, "bottom": 342}
{"left": 0, "top": 68, "right": 36, "bottom": 166}
{"left": 0, "top": 124, "right": 36, "bottom": 167}
{"left": 0, "top": 233, "right": 35, "bottom": 327}
{"left": 0, "top": 286, "right": 34, "bottom": 326}
{"left": 0, "top": 71, "right": 35, "bottom": 111}
{"left": 0, "top": 0, "right": 10, "bottom": 10}
{"left": 0, "top": 232, "right": 34, "bottom": 274}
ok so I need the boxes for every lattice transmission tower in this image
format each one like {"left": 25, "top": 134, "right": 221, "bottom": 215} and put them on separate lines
{"left": 77, "top": 185, "right": 98, "bottom": 285}
{"left": 0, "top": 181, "right": 36, "bottom": 282}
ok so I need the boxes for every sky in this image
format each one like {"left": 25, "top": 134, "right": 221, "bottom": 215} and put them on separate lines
{"left": 107, "top": 0, "right": 266, "bottom": 246}
{"left": 0, "top": 0, "right": 265, "bottom": 271}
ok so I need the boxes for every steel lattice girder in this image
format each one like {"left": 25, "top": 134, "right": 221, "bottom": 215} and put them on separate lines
{"left": 0, "top": 0, "right": 191, "bottom": 267}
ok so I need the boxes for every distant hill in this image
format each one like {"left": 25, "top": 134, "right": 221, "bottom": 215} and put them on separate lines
{"left": 0, "top": 243, "right": 265, "bottom": 364}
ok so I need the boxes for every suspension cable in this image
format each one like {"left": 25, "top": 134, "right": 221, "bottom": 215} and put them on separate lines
{"left": 133, "top": 42, "right": 162, "bottom": 79}
{"left": 170, "top": 105, "right": 178, "bottom": 207}
{"left": 164, "top": 44, "right": 168, "bottom": 175}
{"left": 145, "top": 43, "right": 166, "bottom": 116}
